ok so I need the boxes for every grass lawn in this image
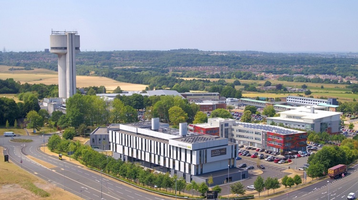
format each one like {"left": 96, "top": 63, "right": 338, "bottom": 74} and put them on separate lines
{"left": 0, "top": 128, "right": 27, "bottom": 136}
{"left": 0, "top": 146, "right": 81, "bottom": 200}
{"left": 0, "top": 93, "right": 21, "bottom": 102}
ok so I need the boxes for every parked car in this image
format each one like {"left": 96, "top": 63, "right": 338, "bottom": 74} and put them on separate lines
{"left": 259, "top": 154, "right": 265, "bottom": 159}
{"left": 257, "top": 164, "right": 265, "bottom": 169}
{"left": 278, "top": 160, "right": 286, "bottom": 164}
{"left": 256, "top": 148, "right": 260, "bottom": 152}
{"left": 246, "top": 166, "right": 254, "bottom": 170}
{"left": 274, "top": 158, "right": 280, "bottom": 163}
{"left": 238, "top": 164, "right": 247, "bottom": 168}
{"left": 298, "top": 166, "right": 307, "bottom": 171}
{"left": 251, "top": 154, "right": 257, "bottom": 158}
{"left": 247, "top": 185, "right": 255, "bottom": 190}
{"left": 287, "top": 159, "right": 292, "bottom": 162}
{"left": 236, "top": 157, "right": 242, "bottom": 160}
{"left": 260, "top": 149, "right": 265, "bottom": 152}
{"left": 246, "top": 153, "right": 251, "bottom": 157}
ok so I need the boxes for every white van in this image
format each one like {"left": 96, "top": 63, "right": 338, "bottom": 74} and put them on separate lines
{"left": 4, "top": 132, "right": 15, "bottom": 137}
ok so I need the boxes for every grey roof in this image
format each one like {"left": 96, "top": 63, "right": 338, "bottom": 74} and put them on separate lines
{"left": 92, "top": 127, "right": 108, "bottom": 135}
{"left": 175, "top": 134, "right": 221, "bottom": 144}
{"left": 234, "top": 121, "right": 305, "bottom": 135}
{"left": 146, "top": 90, "right": 183, "bottom": 97}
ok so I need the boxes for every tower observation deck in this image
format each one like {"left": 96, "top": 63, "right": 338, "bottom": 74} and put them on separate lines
{"left": 50, "top": 31, "right": 80, "bottom": 99}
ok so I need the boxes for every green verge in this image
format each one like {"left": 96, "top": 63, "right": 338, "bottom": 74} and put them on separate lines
{"left": 11, "top": 139, "right": 33, "bottom": 143}
{"left": 21, "top": 181, "right": 50, "bottom": 197}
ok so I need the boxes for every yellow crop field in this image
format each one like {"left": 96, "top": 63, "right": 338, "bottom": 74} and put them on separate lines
{"left": 0, "top": 66, "right": 147, "bottom": 91}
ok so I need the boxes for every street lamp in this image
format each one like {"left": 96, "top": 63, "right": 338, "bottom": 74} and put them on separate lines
{"left": 327, "top": 180, "right": 330, "bottom": 200}
{"left": 228, "top": 164, "right": 230, "bottom": 183}
{"left": 101, "top": 170, "right": 103, "bottom": 199}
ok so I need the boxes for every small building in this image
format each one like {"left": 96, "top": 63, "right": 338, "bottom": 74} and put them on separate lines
{"left": 195, "top": 101, "right": 226, "bottom": 112}
{"left": 286, "top": 96, "right": 338, "bottom": 106}
{"left": 90, "top": 127, "right": 111, "bottom": 150}
{"left": 267, "top": 107, "right": 341, "bottom": 134}
{"left": 188, "top": 124, "right": 220, "bottom": 136}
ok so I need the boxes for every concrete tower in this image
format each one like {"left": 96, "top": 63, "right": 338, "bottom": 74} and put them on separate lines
{"left": 50, "top": 31, "right": 80, "bottom": 99}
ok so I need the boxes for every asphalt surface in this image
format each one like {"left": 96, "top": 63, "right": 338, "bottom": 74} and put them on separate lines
{"left": 1, "top": 135, "right": 172, "bottom": 200}
{"left": 270, "top": 163, "right": 358, "bottom": 200}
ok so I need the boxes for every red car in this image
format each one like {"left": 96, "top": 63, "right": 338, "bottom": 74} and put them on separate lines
{"left": 251, "top": 154, "right": 257, "bottom": 158}
{"left": 256, "top": 149, "right": 260, "bottom": 152}
{"left": 287, "top": 159, "right": 292, "bottom": 162}
{"left": 296, "top": 154, "right": 301, "bottom": 158}
{"left": 274, "top": 158, "right": 280, "bottom": 163}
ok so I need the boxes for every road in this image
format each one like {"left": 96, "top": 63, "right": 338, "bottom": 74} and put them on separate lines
{"left": 1, "top": 135, "right": 172, "bottom": 200}
{"left": 270, "top": 163, "right": 358, "bottom": 200}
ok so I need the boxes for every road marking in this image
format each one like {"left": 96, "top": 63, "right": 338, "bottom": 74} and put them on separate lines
{"left": 85, "top": 190, "right": 90, "bottom": 193}
{"left": 34, "top": 172, "right": 38, "bottom": 174}
{"left": 135, "top": 194, "right": 143, "bottom": 197}
{"left": 127, "top": 195, "right": 134, "bottom": 199}
{"left": 108, "top": 182, "right": 113, "bottom": 185}
{"left": 93, "top": 194, "right": 99, "bottom": 197}
{"left": 61, "top": 168, "right": 64, "bottom": 170}
{"left": 125, "top": 189, "right": 131, "bottom": 192}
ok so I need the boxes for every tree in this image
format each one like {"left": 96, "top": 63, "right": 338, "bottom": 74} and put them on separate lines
{"left": 293, "top": 175, "right": 302, "bottom": 186}
{"left": 26, "top": 110, "right": 44, "bottom": 131}
{"left": 302, "top": 84, "right": 308, "bottom": 89}
{"left": 208, "top": 175, "right": 214, "bottom": 187}
{"left": 77, "top": 123, "right": 87, "bottom": 137}
{"left": 230, "top": 182, "right": 245, "bottom": 197}
{"left": 244, "top": 105, "right": 257, "bottom": 114}
{"left": 233, "top": 80, "right": 241, "bottom": 85}
{"left": 57, "top": 114, "right": 70, "bottom": 129}
{"left": 63, "top": 127, "right": 76, "bottom": 140}
{"left": 38, "top": 109, "right": 50, "bottom": 123}
{"left": 198, "top": 182, "right": 209, "bottom": 197}
{"left": 254, "top": 175, "right": 265, "bottom": 197}
{"left": 113, "top": 86, "right": 123, "bottom": 93}
{"left": 262, "top": 105, "right": 276, "bottom": 117}
{"left": 349, "top": 123, "right": 354, "bottom": 130}
{"left": 176, "top": 178, "right": 187, "bottom": 194}
{"left": 48, "top": 134, "right": 61, "bottom": 151}
{"left": 14, "top": 120, "right": 17, "bottom": 128}
{"left": 212, "top": 185, "right": 222, "bottom": 195}
{"left": 264, "top": 177, "right": 274, "bottom": 195}
{"left": 5, "top": 120, "right": 9, "bottom": 128}
{"left": 281, "top": 175, "right": 288, "bottom": 188}
{"left": 305, "top": 90, "right": 312, "bottom": 95}
{"left": 50, "top": 111, "right": 64, "bottom": 125}
{"left": 168, "top": 106, "right": 188, "bottom": 127}
{"left": 193, "top": 111, "right": 208, "bottom": 124}
{"left": 241, "top": 110, "right": 252, "bottom": 123}
{"left": 87, "top": 88, "right": 96, "bottom": 95}
{"left": 186, "top": 180, "right": 198, "bottom": 197}
{"left": 264, "top": 81, "right": 272, "bottom": 86}
{"left": 210, "top": 108, "right": 232, "bottom": 118}
{"left": 272, "top": 178, "right": 280, "bottom": 193}
{"left": 286, "top": 177, "right": 294, "bottom": 188}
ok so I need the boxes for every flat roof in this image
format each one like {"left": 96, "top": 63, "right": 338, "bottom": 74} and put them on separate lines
{"left": 92, "top": 127, "right": 108, "bottom": 135}
{"left": 173, "top": 134, "right": 221, "bottom": 144}
{"left": 240, "top": 98, "right": 268, "bottom": 104}
{"left": 287, "top": 96, "right": 329, "bottom": 102}
{"left": 277, "top": 107, "right": 341, "bottom": 119}
{"left": 233, "top": 121, "right": 305, "bottom": 135}
{"left": 193, "top": 123, "right": 219, "bottom": 129}
{"left": 318, "top": 103, "right": 339, "bottom": 108}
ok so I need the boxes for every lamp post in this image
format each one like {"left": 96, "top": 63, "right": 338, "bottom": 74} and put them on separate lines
{"left": 228, "top": 164, "right": 230, "bottom": 183}
{"left": 327, "top": 180, "right": 330, "bottom": 200}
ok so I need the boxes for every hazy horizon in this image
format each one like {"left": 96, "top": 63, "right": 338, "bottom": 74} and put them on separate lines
{"left": 1, "top": 1, "right": 357, "bottom": 53}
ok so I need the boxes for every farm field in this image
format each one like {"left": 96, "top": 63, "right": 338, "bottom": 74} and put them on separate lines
{"left": 0, "top": 66, "right": 147, "bottom": 91}
{"left": 183, "top": 77, "right": 357, "bottom": 102}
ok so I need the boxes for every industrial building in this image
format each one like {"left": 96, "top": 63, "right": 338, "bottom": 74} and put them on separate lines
{"left": 108, "top": 118, "right": 247, "bottom": 184}
{"left": 50, "top": 31, "right": 80, "bottom": 99}
{"left": 267, "top": 107, "right": 341, "bottom": 134}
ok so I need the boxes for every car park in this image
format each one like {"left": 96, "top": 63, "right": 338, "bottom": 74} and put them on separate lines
{"left": 247, "top": 185, "right": 255, "bottom": 190}
{"left": 260, "top": 149, "right": 265, "bottom": 152}
{"left": 274, "top": 158, "right": 280, "bottom": 163}
{"left": 259, "top": 154, "right": 264, "bottom": 159}
{"left": 238, "top": 164, "right": 247, "bottom": 168}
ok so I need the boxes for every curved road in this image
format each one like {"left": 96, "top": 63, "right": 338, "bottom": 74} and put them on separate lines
{"left": 271, "top": 163, "right": 358, "bottom": 200}
{"left": 1, "top": 135, "right": 172, "bottom": 200}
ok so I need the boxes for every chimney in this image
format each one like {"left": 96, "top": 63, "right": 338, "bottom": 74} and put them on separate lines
{"left": 179, "top": 122, "right": 187, "bottom": 137}
{"left": 311, "top": 107, "right": 315, "bottom": 113}
{"left": 151, "top": 118, "right": 159, "bottom": 131}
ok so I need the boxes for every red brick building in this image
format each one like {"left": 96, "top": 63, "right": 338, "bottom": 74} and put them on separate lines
{"left": 266, "top": 131, "right": 307, "bottom": 153}
{"left": 196, "top": 102, "right": 227, "bottom": 112}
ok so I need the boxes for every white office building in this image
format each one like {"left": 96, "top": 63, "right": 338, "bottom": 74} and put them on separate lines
{"left": 108, "top": 119, "right": 246, "bottom": 184}
{"left": 286, "top": 96, "right": 338, "bottom": 106}
{"left": 267, "top": 107, "right": 341, "bottom": 134}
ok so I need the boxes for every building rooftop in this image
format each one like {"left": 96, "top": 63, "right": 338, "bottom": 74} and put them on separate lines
{"left": 146, "top": 90, "right": 183, "bottom": 97}
{"left": 233, "top": 121, "right": 305, "bottom": 135}
{"left": 276, "top": 107, "right": 341, "bottom": 120}
{"left": 92, "top": 127, "right": 108, "bottom": 135}
{"left": 174, "top": 134, "right": 220, "bottom": 144}
{"left": 240, "top": 98, "right": 269, "bottom": 104}
{"left": 318, "top": 103, "right": 339, "bottom": 108}
{"left": 193, "top": 123, "right": 219, "bottom": 129}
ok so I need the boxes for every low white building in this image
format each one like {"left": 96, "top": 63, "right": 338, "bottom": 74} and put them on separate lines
{"left": 267, "top": 107, "right": 341, "bottom": 134}
{"left": 108, "top": 118, "right": 246, "bottom": 184}
{"left": 286, "top": 96, "right": 338, "bottom": 106}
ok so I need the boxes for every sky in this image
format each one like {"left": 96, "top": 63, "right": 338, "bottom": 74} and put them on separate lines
{"left": 1, "top": 0, "right": 357, "bottom": 52}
